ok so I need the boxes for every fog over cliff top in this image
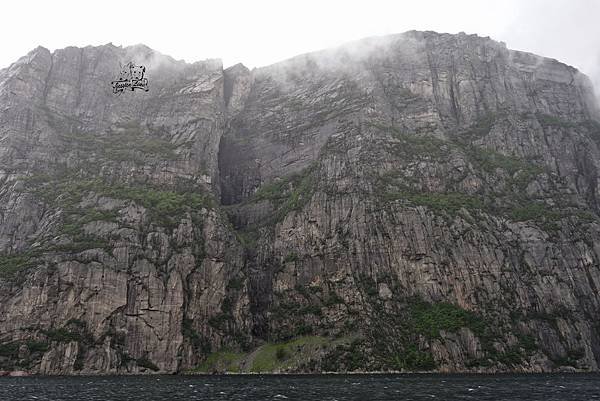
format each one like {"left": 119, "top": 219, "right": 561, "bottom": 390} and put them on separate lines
{"left": 2, "top": 26, "right": 600, "bottom": 375}
{"left": 2, "top": 0, "right": 599, "bottom": 101}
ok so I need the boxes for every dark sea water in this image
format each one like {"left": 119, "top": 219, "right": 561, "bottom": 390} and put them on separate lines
{"left": 0, "top": 374, "right": 599, "bottom": 401}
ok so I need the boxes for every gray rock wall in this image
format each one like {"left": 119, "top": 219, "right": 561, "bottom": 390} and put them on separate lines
{"left": 1, "top": 31, "right": 600, "bottom": 374}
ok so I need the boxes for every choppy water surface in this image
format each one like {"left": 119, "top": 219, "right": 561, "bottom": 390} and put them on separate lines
{"left": 1, "top": 374, "right": 599, "bottom": 400}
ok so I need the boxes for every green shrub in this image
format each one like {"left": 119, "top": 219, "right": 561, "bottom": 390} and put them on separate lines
{"left": 359, "top": 276, "right": 378, "bottom": 297}
{"left": 322, "top": 339, "right": 367, "bottom": 372}
{"left": 0, "top": 254, "right": 35, "bottom": 278}
{"left": 136, "top": 357, "right": 159, "bottom": 371}
{"left": 226, "top": 277, "right": 245, "bottom": 291}
{"left": 324, "top": 292, "right": 344, "bottom": 307}
{"left": 26, "top": 341, "right": 49, "bottom": 353}
{"left": 59, "top": 122, "right": 178, "bottom": 163}
{"left": 283, "top": 252, "right": 300, "bottom": 263}
{"left": 52, "top": 238, "right": 109, "bottom": 253}
{"left": 368, "top": 122, "right": 447, "bottom": 159}
{"left": 300, "top": 305, "right": 322, "bottom": 316}
{"left": 73, "top": 354, "right": 85, "bottom": 371}
{"left": 275, "top": 347, "right": 288, "bottom": 361}
{"left": 208, "top": 313, "right": 232, "bottom": 331}
{"left": 248, "top": 164, "right": 317, "bottom": 222}
{"left": 43, "top": 327, "right": 82, "bottom": 343}
{"left": 182, "top": 318, "right": 211, "bottom": 353}
{"left": 42, "top": 320, "right": 93, "bottom": 345}
{"left": 517, "top": 334, "right": 538, "bottom": 353}
{"left": 509, "top": 202, "right": 562, "bottom": 231}
{"left": 253, "top": 180, "right": 291, "bottom": 203}
{"left": 490, "top": 346, "right": 523, "bottom": 366}
{"left": 461, "top": 112, "right": 497, "bottom": 140}
{"left": 0, "top": 342, "right": 19, "bottom": 357}
{"left": 550, "top": 348, "right": 585, "bottom": 367}
{"left": 25, "top": 173, "right": 212, "bottom": 229}
{"left": 385, "top": 191, "right": 483, "bottom": 216}
{"left": 296, "top": 324, "right": 313, "bottom": 336}
{"left": 408, "top": 300, "right": 485, "bottom": 338}
{"left": 390, "top": 345, "right": 436, "bottom": 371}
{"left": 294, "top": 284, "right": 311, "bottom": 299}
{"left": 249, "top": 336, "right": 327, "bottom": 373}
{"left": 65, "top": 319, "right": 87, "bottom": 328}
{"left": 535, "top": 113, "right": 574, "bottom": 128}
{"left": 193, "top": 350, "right": 244, "bottom": 373}
{"left": 235, "top": 228, "right": 260, "bottom": 251}
{"left": 464, "top": 146, "right": 543, "bottom": 180}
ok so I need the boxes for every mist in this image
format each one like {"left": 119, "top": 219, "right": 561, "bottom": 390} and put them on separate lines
{"left": 499, "top": 0, "right": 600, "bottom": 104}
{"left": 1, "top": 0, "right": 599, "bottom": 103}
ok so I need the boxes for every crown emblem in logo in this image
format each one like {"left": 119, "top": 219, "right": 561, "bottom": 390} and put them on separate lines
{"left": 111, "top": 62, "right": 149, "bottom": 94}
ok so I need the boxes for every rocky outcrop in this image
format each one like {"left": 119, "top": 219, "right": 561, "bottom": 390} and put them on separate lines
{"left": 1, "top": 31, "right": 600, "bottom": 374}
{"left": 0, "top": 43, "right": 248, "bottom": 374}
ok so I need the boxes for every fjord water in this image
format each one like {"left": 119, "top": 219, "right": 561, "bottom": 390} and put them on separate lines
{"left": 1, "top": 374, "right": 599, "bottom": 401}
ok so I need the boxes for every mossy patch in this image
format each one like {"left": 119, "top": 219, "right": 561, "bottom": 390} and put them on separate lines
{"left": 59, "top": 121, "right": 179, "bottom": 164}
{"left": 249, "top": 163, "right": 317, "bottom": 222}
{"left": 408, "top": 300, "right": 485, "bottom": 338}
{"left": 384, "top": 190, "right": 483, "bottom": 216}
{"left": 365, "top": 298, "right": 488, "bottom": 371}
{"left": 0, "top": 339, "right": 50, "bottom": 370}
{"left": 191, "top": 350, "right": 245, "bottom": 373}
{"left": 230, "top": 164, "right": 318, "bottom": 252}
{"left": 190, "top": 336, "right": 347, "bottom": 374}
{"left": 283, "top": 252, "right": 300, "bottom": 263}
{"left": 509, "top": 202, "right": 562, "bottom": 230}
{"left": 182, "top": 318, "right": 211, "bottom": 354}
{"left": 388, "top": 344, "right": 436, "bottom": 371}
{"left": 368, "top": 122, "right": 448, "bottom": 160}
{"left": 250, "top": 336, "right": 328, "bottom": 373}
{"left": 23, "top": 173, "right": 213, "bottom": 229}
{"left": 0, "top": 254, "right": 36, "bottom": 278}
{"left": 42, "top": 320, "right": 94, "bottom": 344}
{"left": 535, "top": 113, "right": 575, "bottom": 128}
{"left": 461, "top": 112, "right": 498, "bottom": 140}
{"left": 462, "top": 146, "right": 543, "bottom": 189}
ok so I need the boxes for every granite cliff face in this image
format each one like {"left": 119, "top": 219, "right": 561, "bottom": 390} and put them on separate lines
{"left": 1, "top": 31, "right": 600, "bottom": 374}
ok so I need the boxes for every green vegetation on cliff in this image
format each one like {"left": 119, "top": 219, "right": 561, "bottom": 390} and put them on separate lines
{"left": 534, "top": 112, "right": 575, "bottom": 128}
{"left": 251, "top": 163, "right": 317, "bottom": 221}
{"left": 384, "top": 191, "right": 483, "bottom": 216}
{"left": 0, "top": 170, "right": 214, "bottom": 281}
{"left": 0, "top": 254, "right": 36, "bottom": 278}
{"left": 190, "top": 336, "right": 353, "bottom": 374}
{"left": 365, "top": 299, "right": 485, "bottom": 371}
{"left": 58, "top": 121, "right": 179, "bottom": 164}
{"left": 408, "top": 300, "right": 485, "bottom": 338}
{"left": 23, "top": 172, "right": 213, "bottom": 229}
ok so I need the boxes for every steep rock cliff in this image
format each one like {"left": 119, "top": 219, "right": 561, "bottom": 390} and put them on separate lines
{"left": 1, "top": 31, "right": 600, "bottom": 374}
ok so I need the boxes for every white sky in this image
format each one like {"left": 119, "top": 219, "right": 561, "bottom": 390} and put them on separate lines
{"left": 2, "top": 0, "right": 599, "bottom": 90}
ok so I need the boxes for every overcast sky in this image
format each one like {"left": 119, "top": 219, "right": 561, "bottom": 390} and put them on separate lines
{"left": 2, "top": 0, "right": 599, "bottom": 92}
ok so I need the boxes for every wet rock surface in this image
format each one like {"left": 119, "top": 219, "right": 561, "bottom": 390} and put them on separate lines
{"left": 1, "top": 31, "right": 600, "bottom": 374}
